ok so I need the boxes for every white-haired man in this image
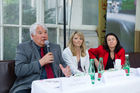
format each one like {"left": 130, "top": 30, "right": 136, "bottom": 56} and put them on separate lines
{"left": 10, "top": 22, "right": 71, "bottom": 93}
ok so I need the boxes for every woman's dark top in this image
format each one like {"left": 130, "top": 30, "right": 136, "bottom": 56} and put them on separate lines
{"left": 78, "top": 60, "right": 83, "bottom": 72}
{"left": 105, "top": 53, "right": 115, "bottom": 70}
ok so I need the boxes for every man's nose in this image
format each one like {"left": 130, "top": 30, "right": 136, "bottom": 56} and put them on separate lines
{"left": 42, "top": 33, "right": 47, "bottom": 37}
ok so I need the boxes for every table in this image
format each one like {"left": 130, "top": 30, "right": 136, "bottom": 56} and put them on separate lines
{"left": 31, "top": 68, "right": 140, "bottom": 93}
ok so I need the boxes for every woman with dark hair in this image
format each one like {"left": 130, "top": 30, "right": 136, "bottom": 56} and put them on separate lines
{"left": 88, "top": 33, "right": 125, "bottom": 70}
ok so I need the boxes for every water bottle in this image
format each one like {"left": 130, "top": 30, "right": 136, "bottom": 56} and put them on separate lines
{"left": 123, "top": 54, "right": 130, "bottom": 76}
{"left": 88, "top": 59, "right": 95, "bottom": 84}
{"left": 98, "top": 57, "right": 104, "bottom": 81}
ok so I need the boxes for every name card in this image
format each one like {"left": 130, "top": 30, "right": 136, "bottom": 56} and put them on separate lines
{"left": 102, "top": 69, "right": 126, "bottom": 84}
{"left": 135, "top": 68, "right": 140, "bottom": 76}
{"left": 114, "top": 59, "right": 122, "bottom": 70}
{"left": 61, "top": 75, "right": 92, "bottom": 91}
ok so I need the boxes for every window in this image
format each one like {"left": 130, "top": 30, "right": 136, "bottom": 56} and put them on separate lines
{"left": 22, "top": 0, "right": 36, "bottom": 25}
{"left": 0, "top": 0, "right": 36, "bottom": 60}
{"left": 44, "top": 0, "right": 56, "bottom": 24}
{"left": 0, "top": 0, "right": 98, "bottom": 60}
{"left": 3, "top": 0, "right": 19, "bottom": 24}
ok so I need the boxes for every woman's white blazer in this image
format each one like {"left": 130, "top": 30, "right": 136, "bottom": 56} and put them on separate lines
{"left": 62, "top": 47, "right": 89, "bottom": 74}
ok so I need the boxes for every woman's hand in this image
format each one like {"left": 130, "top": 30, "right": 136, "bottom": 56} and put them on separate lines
{"left": 94, "top": 58, "right": 99, "bottom": 69}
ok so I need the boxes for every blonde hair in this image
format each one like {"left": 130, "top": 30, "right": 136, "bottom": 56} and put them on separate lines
{"left": 68, "top": 31, "right": 86, "bottom": 57}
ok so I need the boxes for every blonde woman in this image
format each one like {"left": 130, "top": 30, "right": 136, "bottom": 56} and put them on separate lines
{"left": 62, "top": 31, "right": 89, "bottom": 75}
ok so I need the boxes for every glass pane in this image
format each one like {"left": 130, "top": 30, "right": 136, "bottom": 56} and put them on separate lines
{"left": 4, "top": 27, "right": 19, "bottom": 60}
{"left": 48, "top": 28, "right": 57, "bottom": 43}
{"left": 3, "top": 0, "right": 19, "bottom": 24}
{"left": 44, "top": 0, "right": 56, "bottom": 24}
{"left": 22, "top": 0, "right": 36, "bottom": 25}
{"left": 82, "top": 0, "right": 98, "bottom": 25}
{"left": 22, "top": 28, "right": 31, "bottom": 42}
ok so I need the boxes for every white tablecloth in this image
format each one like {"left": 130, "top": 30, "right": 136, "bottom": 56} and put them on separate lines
{"left": 31, "top": 68, "right": 140, "bottom": 93}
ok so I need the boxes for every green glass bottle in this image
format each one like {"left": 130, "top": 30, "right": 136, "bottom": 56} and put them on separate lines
{"left": 98, "top": 57, "right": 104, "bottom": 81}
{"left": 123, "top": 54, "right": 130, "bottom": 76}
{"left": 88, "top": 59, "right": 95, "bottom": 84}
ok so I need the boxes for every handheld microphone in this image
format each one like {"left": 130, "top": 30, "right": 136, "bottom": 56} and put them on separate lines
{"left": 45, "top": 40, "right": 50, "bottom": 52}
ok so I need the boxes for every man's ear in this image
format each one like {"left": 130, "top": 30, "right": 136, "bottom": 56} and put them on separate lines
{"left": 31, "top": 34, "right": 34, "bottom": 38}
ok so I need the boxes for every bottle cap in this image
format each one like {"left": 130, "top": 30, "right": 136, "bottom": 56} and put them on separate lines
{"left": 99, "top": 57, "right": 103, "bottom": 61}
{"left": 90, "top": 59, "right": 94, "bottom": 61}
{"left": 125, "top": 54, "right": 129, "bottom": 57}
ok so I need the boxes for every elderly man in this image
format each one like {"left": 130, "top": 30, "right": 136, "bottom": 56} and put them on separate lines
{"left": 10, "top": 22, "right": 71, "bottom": 93}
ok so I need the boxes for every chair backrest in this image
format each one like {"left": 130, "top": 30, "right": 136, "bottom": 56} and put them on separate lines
{"left": 129, "top": 52, "right": 140, "bottom": 68}
{"left": 0, "top": 60, "right": 16, "bottom": 93}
